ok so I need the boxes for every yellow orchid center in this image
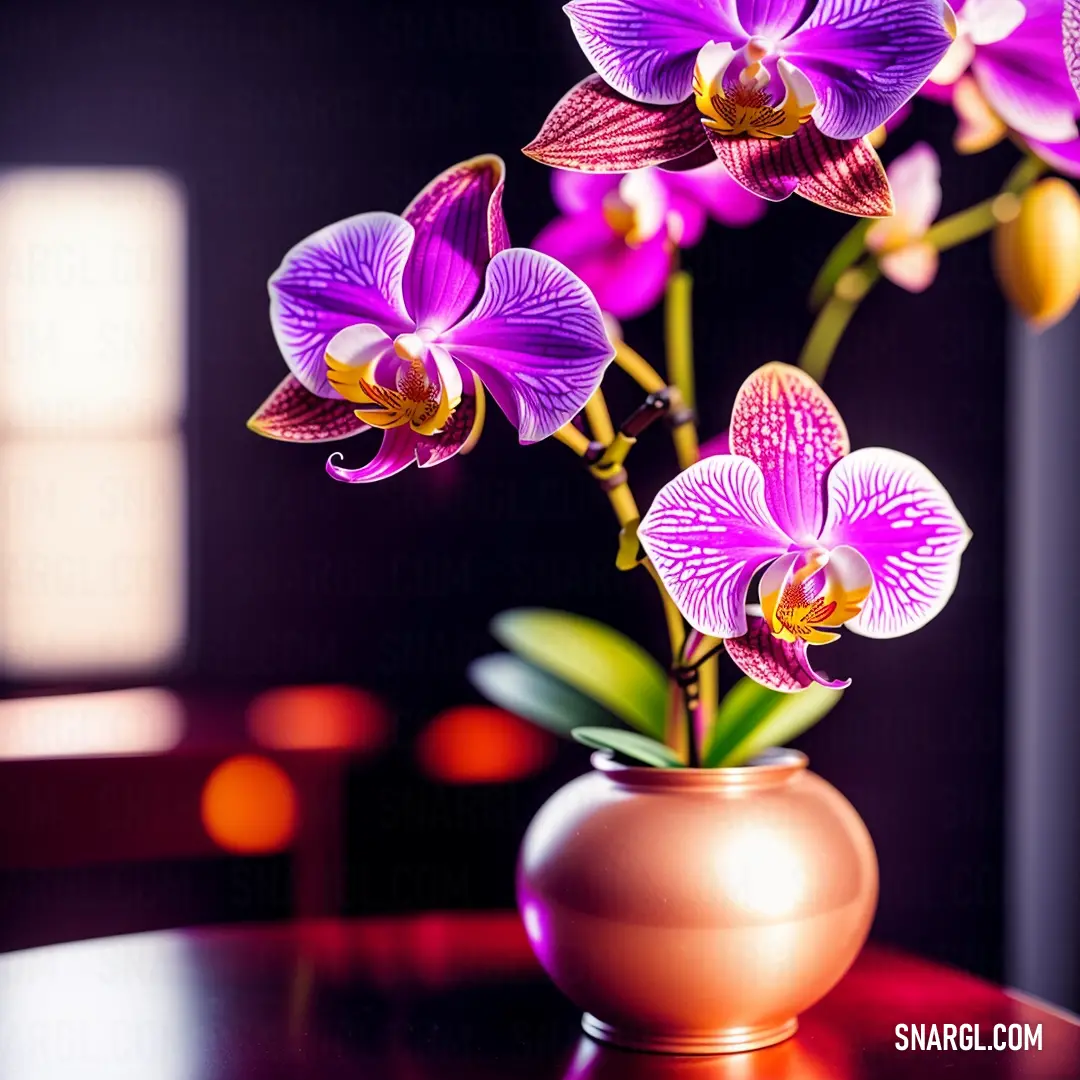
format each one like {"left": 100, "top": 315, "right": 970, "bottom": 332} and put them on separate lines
{"left": 601, "top": 172, "right": 670, "bottom": 247}
{"left": 326, "top": 331, "right": 458, "bottom": 436}
{"left": 693, "top": 39, "right": 815, "bottom": 139}
{"left": 762, "top": 548, "right": 873, "bottom": 646}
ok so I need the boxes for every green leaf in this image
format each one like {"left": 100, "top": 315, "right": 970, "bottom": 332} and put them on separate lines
{"left": 571, "top": 727, "right": 684, "bottom": 768}
{"left": 704, "top": 679, "right": 844, "bottom": 768}
{"left": 491, "top": 609, "right": 668, "bottom": 740}
{"left": 467, "top": 653, "right": 616, "bottom": 737}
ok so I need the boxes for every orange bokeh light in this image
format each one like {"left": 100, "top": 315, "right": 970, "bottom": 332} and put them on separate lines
{"left": 416, "top": 706, "right": 555, "bottom": 784}
{"left": 200, "top": 754, "right": 298, "bottom": 854}
{"left": 247, "top": 684, "right": 391, "bottom": 752}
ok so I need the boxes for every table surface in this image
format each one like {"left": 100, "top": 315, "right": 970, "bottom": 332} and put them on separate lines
{"left": 0, "top": 913, "right": 1076, "bottom": 1079}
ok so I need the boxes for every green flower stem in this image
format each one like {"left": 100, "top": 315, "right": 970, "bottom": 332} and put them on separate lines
{"left": 665, "top": 272, "right": 701, "bottom": 471}
{"left": 799, "top": 152, "right": 1048, "bottom": 385}
{"left": 584, "top": 387, "right": 615, "bottom": 445}
{"left": 613, "top": 340, "right": 667, "bottom": 394}
{"left": 798, "top": 263, "right": 881, "bottom": 384}
{"left": 665, "top": 271, "right": 696, "bottom": 408}
{"left": 809, "top": 219, "right": 872, "bottom": 310}
{"left": 1002, "top": 151, "right": 1049, "bottom": 194}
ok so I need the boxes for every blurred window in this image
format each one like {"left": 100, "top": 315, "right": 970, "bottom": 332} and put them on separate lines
{"left": 0, "top": 169, "right": 186, "bottom": 676}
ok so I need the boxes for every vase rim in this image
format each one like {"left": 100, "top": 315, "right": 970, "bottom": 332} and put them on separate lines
{"left": 590, "top": 747, "right": 808, "bottom": 791}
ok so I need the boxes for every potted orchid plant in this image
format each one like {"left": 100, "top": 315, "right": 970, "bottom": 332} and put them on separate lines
{"left": 249, "top": 0, "right": 1080, "bottom": 1055}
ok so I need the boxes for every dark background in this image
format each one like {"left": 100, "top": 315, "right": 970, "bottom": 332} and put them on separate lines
{"left": 0, "top": 0, "right": 1010, "bottom": 983}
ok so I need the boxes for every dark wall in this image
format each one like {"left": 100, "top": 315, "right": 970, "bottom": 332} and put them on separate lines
{"left": 0, "top": 0, "right": 1008, "bottom": 981}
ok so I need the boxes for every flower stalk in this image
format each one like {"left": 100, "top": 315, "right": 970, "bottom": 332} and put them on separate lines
{"left": 799, "top": 152, "right": 1048, "bottom": 385}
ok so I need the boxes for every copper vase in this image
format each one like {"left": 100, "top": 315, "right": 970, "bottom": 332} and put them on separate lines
{"left": 517, "top": 749, "right": 877, "bottom": 1055}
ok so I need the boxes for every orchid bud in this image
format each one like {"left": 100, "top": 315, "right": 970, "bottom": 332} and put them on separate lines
{"left": 993, "top": 179, "right": 1080, "bottom": 331}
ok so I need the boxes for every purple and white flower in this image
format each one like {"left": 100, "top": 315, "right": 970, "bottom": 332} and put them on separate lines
{"left": 526, "top": 0, "right": 955, "bottom": 217}
{"left": 927, "top": 0, "right": 1080, "bottom": 173}
{"left": 248, "top": 156, "right": 614, "bottom": 482}
{"left": 638, "top": 363, "right": 971, "bottom": 692}
{"left": 532, "top": 162, "right": 765, "bottom": 319}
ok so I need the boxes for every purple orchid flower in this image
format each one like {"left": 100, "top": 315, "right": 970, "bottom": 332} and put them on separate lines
{"left": 247, "top": 155, "right": 614, "bottom": 482}
{"left": 926, "top": 0, "right": 1080, "bottom": 175}
{"left": 525, "top": 0, "right": 955, "bottom": 217}
{"left": 532, "top": 162, "right": 766, "bottom": 319}
{"left": 638, "top": 363, "right": 971, "bottom": 692}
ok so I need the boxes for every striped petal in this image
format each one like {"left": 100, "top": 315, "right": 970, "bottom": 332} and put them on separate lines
{"left": 725, "top": 614, "right": 851, "bottom": 692}
{"left": 819, "top": 447, "right": 972, "bottom": 638}
{"left": 524, "top": 76, "right": 710, "bottom": 171}
{"left": 637, "top": 455, "right": 791, "bottom": 639}
{"left": 785, "top": 0, "right": 955, "bottom": 140}
{"left": 269, "top": 212, "right": 414, "bottom": 397}
{"left": 247, "top": 374, "right": 369, "bottom": 443}
{"left": 565, "top": 0, "right": 743, "bottom": 105}
{"left": 707, "top": 124, "right": 893, "bottom": 216}
{"left": 729, "top": 363, "right": 849, "bottom": 543}
{"left": 401, "top": 155, "right": 509, "bottom": 333}
{"left": 445, "top": 249, "right": 614, "bottom": 443}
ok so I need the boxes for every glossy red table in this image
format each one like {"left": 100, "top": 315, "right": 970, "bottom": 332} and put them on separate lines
{"left": 0, "top": 913, "right": 1076, "bottom": 1079}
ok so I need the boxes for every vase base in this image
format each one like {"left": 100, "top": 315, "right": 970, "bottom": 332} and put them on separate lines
{"left": 580, "top": 1014, "right": 798, "bottom": 1055}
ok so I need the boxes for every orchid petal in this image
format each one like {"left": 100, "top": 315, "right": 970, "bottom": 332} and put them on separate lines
{"left": 930, "top": 33, "right": 975, "bottom": 86}
{"left": 792, "top": 0, "right": 954, "bottom": 131}
{"left": 700, "top": 429, "right": 730, "bottom": 457}
{"left": 819, "top": 447, "right": 972, "bottom": 638}
{"left": 247, "top": 374, "right": 370, "bottom": 443}
{"left": 785, "top": 0, "right": 954, "bottom": 140}
{"left": 973, "top": 0, "right": 1080, "bottom": 144}
{"left": 887, "top": 142, "right": 942, "bottom": 236}
{"left": 662, "top": 161, "right": 768, "bottom": 234}
{"left": 1026, "top": 132, "right": 1080, "bottom": 177}
{"left": 1067, "top": 0, "right": 1080, "bottom": 102}
{"left": 524, "top": 75, "right": 709, "bottom": 171}
{"left": 325, "top": 426, "right": 420, "bottom": 484}
{"left": 325, "top": 378, "right": 484, "bottom": 483}
{"left": 725, "top": 614, "right": 851, "bottom": 692}
{"left": 551, "top": 171, "right": 621, "bottom": 214}
{"left": 707, "top": 124, "right": 893, "bottom": 216}
{"left": 532, "top": 209, "right": 673, "bottom": 319}
{"left": 962, "top": 0, "right": 1025, "bottom": 46}
{"left": 660, "top": 142, "right": 724, "bottom": 171}
{"left": 729, "top": 362, "right": 849, "bottom": 542}
{"left": 445, "top": 249, "right": 614, "bottom": 443}
{"left": 952, "top": 74, "right": 1008, "bottom": 153}
{"left": 269, "top": 212, "right": 414, "bottom": 397}
{"left": 416, "top": 374, "right": 486, "bottom": 466}
{"left": 760, "top": 545, "right": 873, "bottom": 644}
{"left": 637, "top": 455, "right": 791, "bottom": 639}
{"left": 736, "top": 0, "right": 813, "bottom": 39}
{"left": 564, "top": 0, "right": 743, "bottom": 106}
{"left": 401, "top": 155, "right": 508, "bottom": 334}
{"left": 879, "top": 242, "right": 939, "bottom": 292}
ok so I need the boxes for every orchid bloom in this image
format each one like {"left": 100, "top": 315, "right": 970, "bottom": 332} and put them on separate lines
{"left": 533, "top": 163, "right": 765, "bottom": 319}
{"left": 525, "top": 0, "right": 955, "bottom": 217}
{"left": 866, "top": 143, "right": 943, "bottom": 293}
{"left": 926, "top": 0, "right": 1080, "bottom": 173}
{"left": 248, "top": 156, "right": 614, "bottom": 482}
{"left": 638, "top": 363, "right": 971, "bottom": 692}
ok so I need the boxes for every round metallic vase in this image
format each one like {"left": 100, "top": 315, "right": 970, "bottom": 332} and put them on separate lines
{"left": 517, "top": 748, "right": 878, "bottom": 1055}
